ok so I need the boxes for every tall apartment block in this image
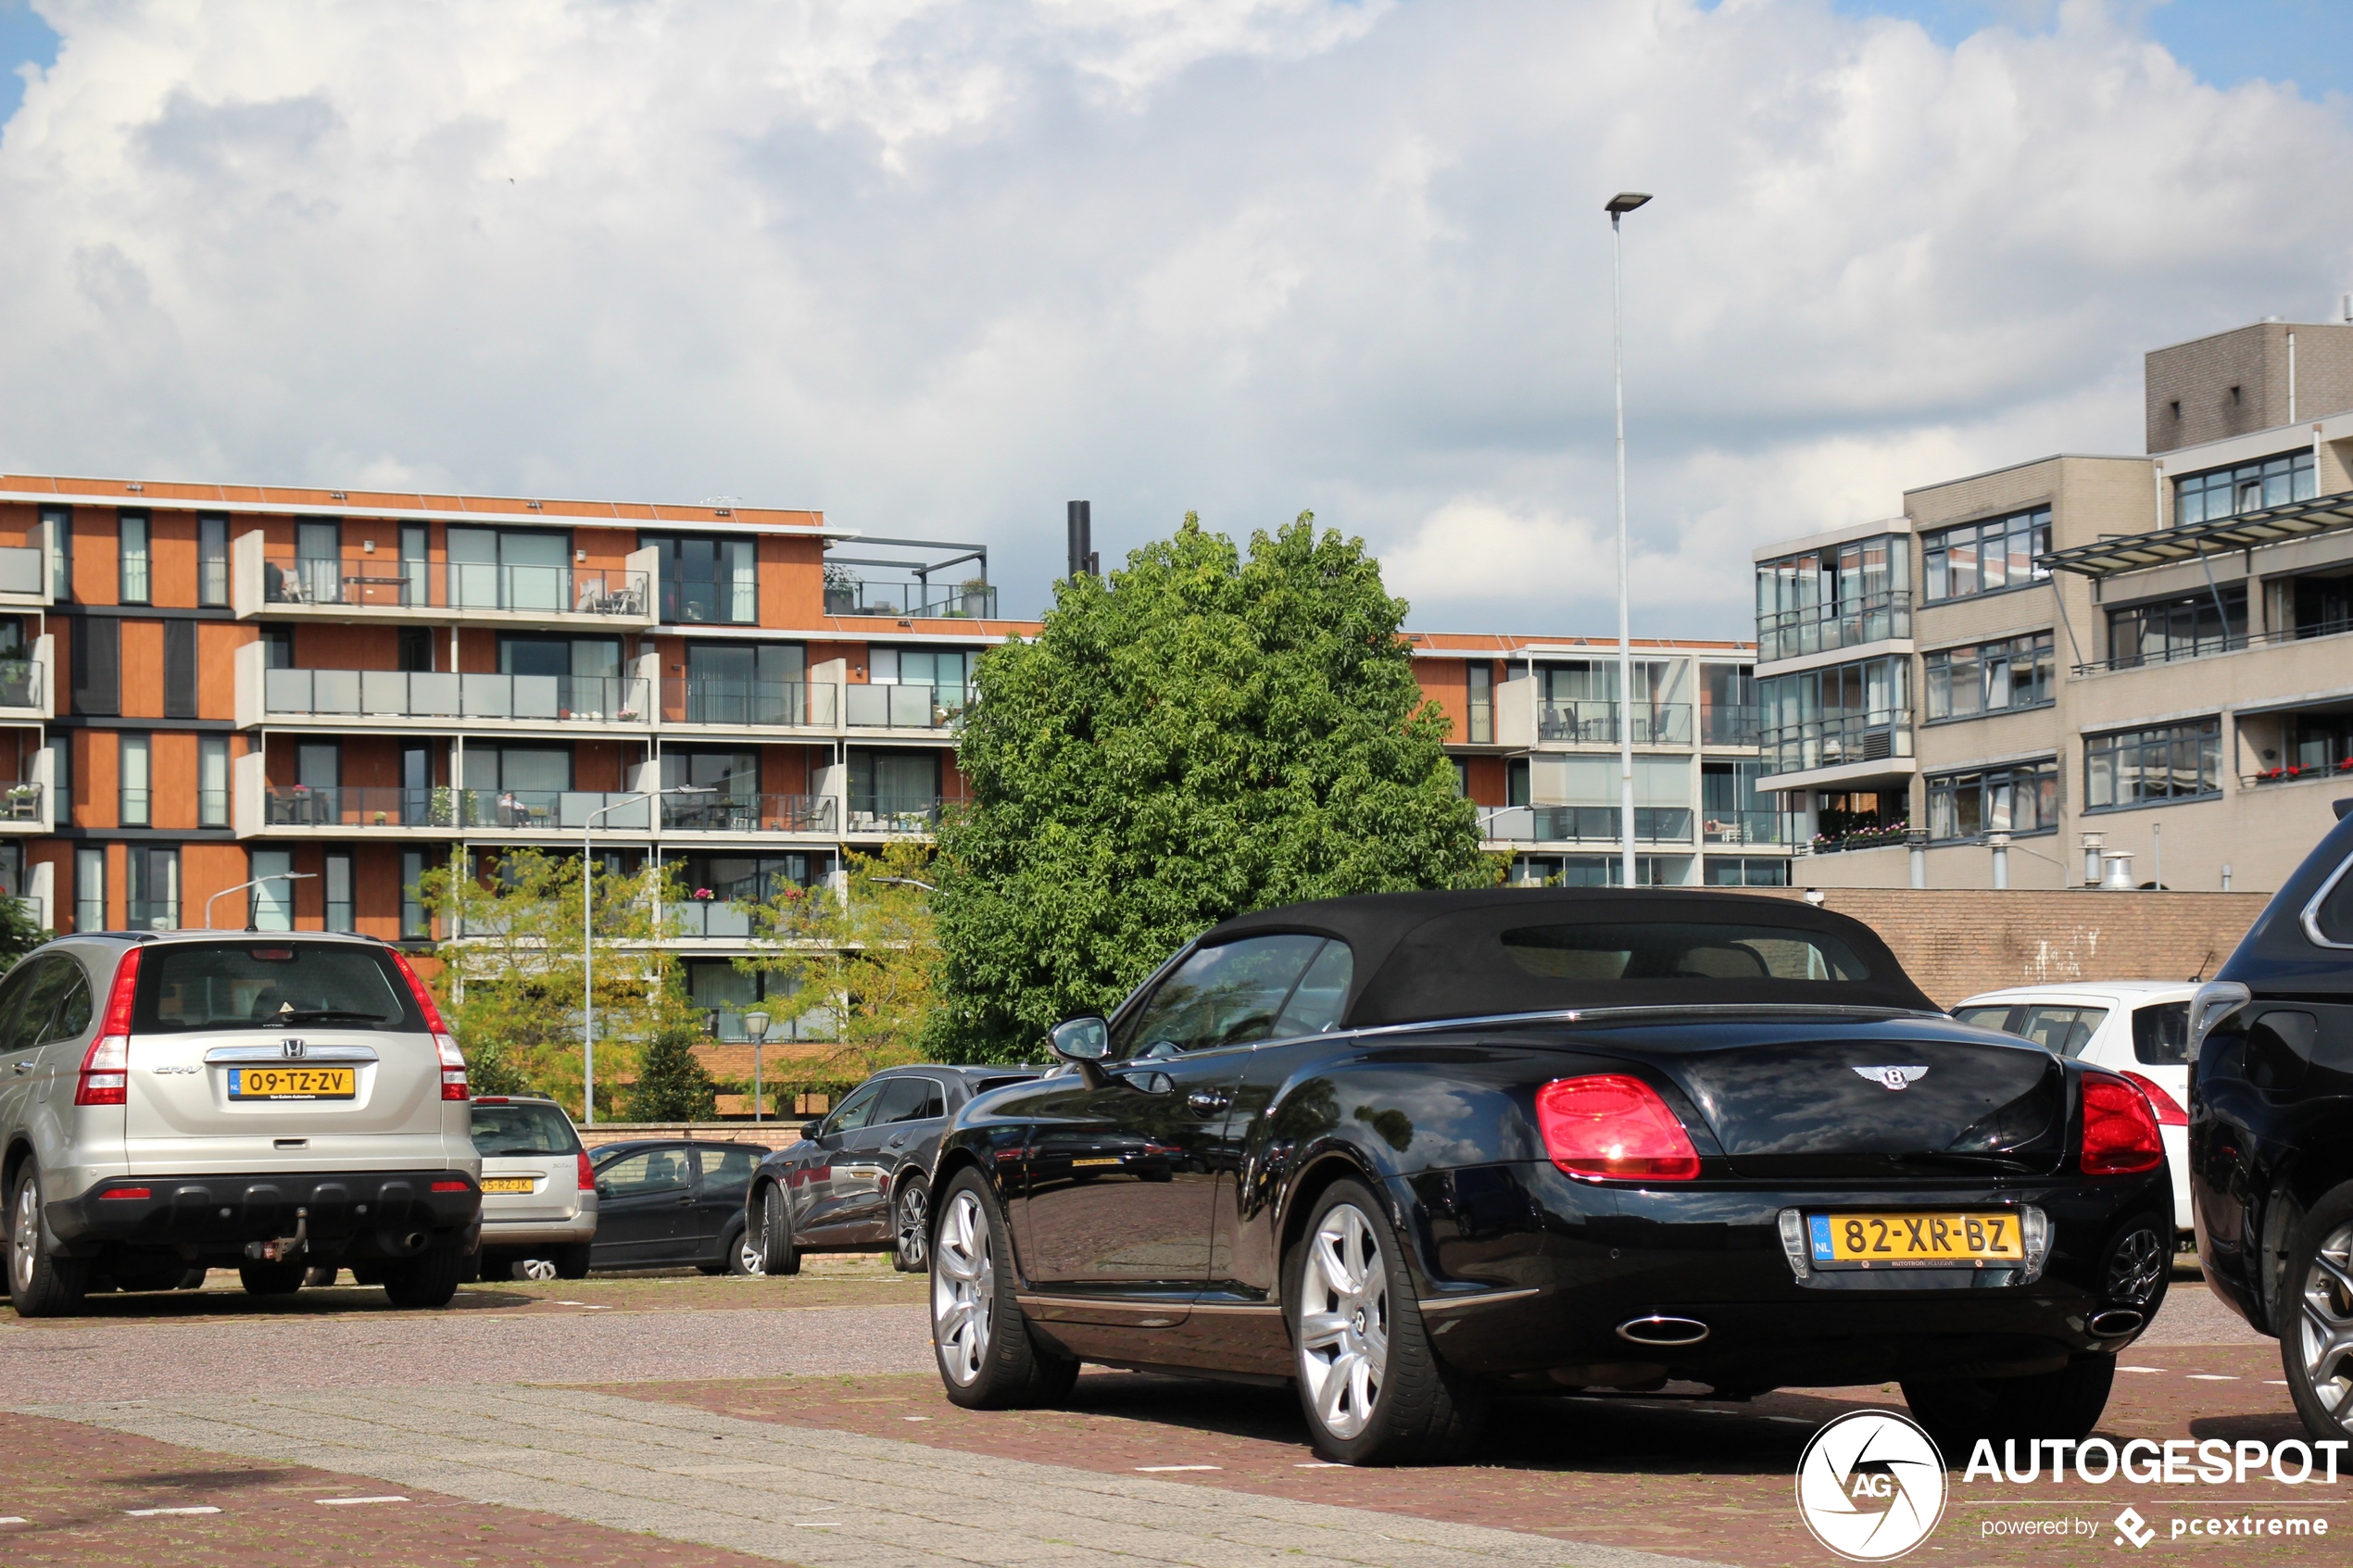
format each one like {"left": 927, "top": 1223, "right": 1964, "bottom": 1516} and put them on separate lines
{"left": 1752, "top": 316, "right": 2353, "bottom": 893}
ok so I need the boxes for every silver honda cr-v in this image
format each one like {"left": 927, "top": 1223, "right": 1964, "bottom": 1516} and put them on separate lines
{"left": 1, "top": 931, "right": 482, "bottom": 1317}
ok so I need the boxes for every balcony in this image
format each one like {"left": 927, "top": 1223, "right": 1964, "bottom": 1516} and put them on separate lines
{"left": 233, "top": 533, "right": 657, "bottom": 628}
{"left": 704, "top": 1006, "right": 834, "bottom": 1042}
{"left": 660, "top": 793, "right": 835, "bottom": 834}
{"left": 1756, "top": 712, "right": 1915, "bottom": 779}
{"left": 663, "top": 678, "right": 839, "bottom": 730}
{"left": 0, "top": 546, "right": 46, "bottom": 608}
{"left": 0, "top": 784, "right": 47, "bottom": 834}
{"left": 258, "top": 668, "right": 651, "bottom": 727}
{"left": 1699, "top": 706, "right": 1759, "bottom": 746}
{"left": 844, "top": 683, "right": 963, "bottom": 732}
{"left": 846, "top": 795, "right": 945, "bottom": 834}
{"left": 0, "top": 655, "right": 49, "bottom": 720}
{"left": 824, "top": 580, "right": 998, "bottom": 620}
{"left": 254, "top": 786, "right": 657, "bottom": 833}
{"left": 666, "top": 899, "right": 755, "bottom": 939}
{"left": 1536, "top": 701, "right": 1692, "bottom": 746}
{"left": 2072, "top": 619, "right": 2353, "bottom": 677}
{"left": 1482, "top": 806, "right": 1694, "bottom": 844}
{"left": 1701, "top": 809, "right": 1785, "bottom": 846}
{"left": 1755, "top": 591, "right": 1912, "bottom": 664}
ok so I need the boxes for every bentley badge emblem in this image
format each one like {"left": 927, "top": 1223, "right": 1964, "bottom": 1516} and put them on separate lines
{"left": 281, "top": 1039, "right": 308, "bottom": 1060}
{"left": 1854, "top": 1065, "right": 1928, "bottom": 1090}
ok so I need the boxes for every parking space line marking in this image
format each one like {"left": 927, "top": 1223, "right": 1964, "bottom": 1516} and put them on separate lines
{"left": 0, "top": 1516, "right": 28, "bottom": 1524}
{"left": 792, "top": 1521, "right": 844, "bottom": 1527}
{"left": 2186, "top": 1374, "right": 2238, "bottom": 1381}
{"left": 903, "top": 1415, "right": 930, "bottom": 1421}
{"left": 1136, "top": 1464, "right": 1222, "bottom": 1472}
{"left": 316, "top": 1496, "right": 409, "bottom": 1506}
{"left": 125, "top": 1505, "right": 221, "bottom": 1516}
{"left": 2119, "top": 1365, "right": 2164, "bottom": 1373}
{"left": 1297, "top": 1461, "right": 1346, "bottom": 1468}
{"left": 2266, "top": 1380, "right": 2290, "bottom": 1386}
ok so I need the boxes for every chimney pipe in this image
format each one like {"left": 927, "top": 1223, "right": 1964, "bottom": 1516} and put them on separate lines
{"left": 1067, "top": 501, "right": 1093, "bottom": 583}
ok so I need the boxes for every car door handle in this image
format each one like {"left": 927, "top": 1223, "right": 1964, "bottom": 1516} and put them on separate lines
{"left": 673, "top": 1195, "right": 696, "bottom": 1205}
{"left": 1187, "top": 1090, "right": 1232, "bottom": 1114}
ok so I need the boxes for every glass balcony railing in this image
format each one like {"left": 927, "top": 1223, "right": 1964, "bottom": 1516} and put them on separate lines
{"left": 1755, "top": 591, "right": 1913, "bottom": 664}
{"left": 1756, "top": 712, "right": 1915, "bottom": 776}
{"left": 1537, "top": 701, "right": 1692, "bottom": 746}
{"left": 264, "top": 669, "right": 650, "bottom": 722}
{"left": 702, "top": 1006, "right": 835, "bottom": 1042}
{"left": 0, "top": 546, "right": 44, "bottom": 598}
{"left": 824, "top": 581, "right": 997, "bottom": 620}
{"left": 0, "top": 659, "right": 43, "bottom": 709}
{"left": 264, "top": 786, "right": 661, "bottom": 830}
{"left": 1699, "top": 706, "right": 1759, "bottom": 746}
{"left": 1701, "top": 809, "right": 1784, "bottom": 845}
{"left": 660, "top": 793, "right": 835, "bottom": 834}
{"left": 846, "top": 795, "right": 945, "bottom": 834}
{"left": 664, "top": 678, "right": 838, "bottom": 728}
{"left": 1482, "top": 806, "right": 1694, "bottom": 843}
{"left": 844, "top": 683, "right": 965, "bottom": 730}
{"left": 666, "top": 900, "right": 756, "bottom": 939}
{"left": 263, "top": 555, "right": 649, "bottom": 617}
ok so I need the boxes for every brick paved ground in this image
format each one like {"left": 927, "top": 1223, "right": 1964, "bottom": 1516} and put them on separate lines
{"left": 0, "top": 1411, "right": 790, "bottom": 1568}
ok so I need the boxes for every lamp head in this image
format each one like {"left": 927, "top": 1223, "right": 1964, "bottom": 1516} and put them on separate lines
{"left": 743, "top": 1010, "right": 771, "bottom": 1042}
{"left": 1604, "top": 191, "right": 1653, "bottom": 216}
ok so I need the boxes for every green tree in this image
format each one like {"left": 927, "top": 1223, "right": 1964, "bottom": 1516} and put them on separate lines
{"left": 0, "top": 896, "right": 52, "bottom": 974}
{"left": 927, "top": 511, "right": 1492, "bottom": 1061}
{"left": 737, "top": 838, "right": 941, "bottom": 1081}
{"left": 624, "top": 1020, "right": 720, "bottom": 1122}
{"left": 413, "top": 848, "right": 684, "bottom": 1119}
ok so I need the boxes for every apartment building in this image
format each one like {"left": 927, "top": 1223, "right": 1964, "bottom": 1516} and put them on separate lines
{"left": 1753, "top": 317, "right": 2353, "bottom": 893}
{"left": 1417, "top": 634, "right": 1788, "bottom": 887}
{"left": 0, "top": 473, "right": 1017, "bottom": 1038}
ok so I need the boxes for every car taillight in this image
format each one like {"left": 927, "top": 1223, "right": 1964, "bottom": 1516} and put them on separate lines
{"left": 576, "top": 1150, "right": 595, "bottom": 1190}
{"left": 2081, "top": 1072, "right": 2165, "bottom": 1173}
{"left": 76, "top": 946, "right": 144, "bottom": 1106}
{"left": 435, "top": 1033, "right": 468, "bottom": 1101}
{"left": 385, "top": 946, "right": 449, "bottom": 1032}
{"left": 1535, "top": 1073, "right": 1702, "bottom": 1181}
{"left": 430, "top": 1179, "right": 471, "bottom": 1193}
{"left": 2122, "top": 1071, "right": 2188, "bottom": 1128}
{"left": 99, "top": 1185, "right": 151, "bottom": 1200}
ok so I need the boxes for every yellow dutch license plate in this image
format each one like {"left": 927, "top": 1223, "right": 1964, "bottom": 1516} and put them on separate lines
{"left": 481, "top": 1177, "right": 535, "bottom": 1194}
{"left": 1807, "top": 1210, "right": 2024, "bottom": 1268}
{"left": 228, "top": 1067, "right": 356, "bottom": 1100}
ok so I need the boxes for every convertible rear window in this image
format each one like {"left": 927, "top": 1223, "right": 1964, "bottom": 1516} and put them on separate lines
{"left": 1501, "top": 923, "right": 1869, "bottom": 984}
{"left": 134, "top": 942, "right": 422, "bottom": 1035}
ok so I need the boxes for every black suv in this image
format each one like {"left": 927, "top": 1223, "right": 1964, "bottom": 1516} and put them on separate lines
{"left": 2190, "top": 800, "right": 2353, "bottom": 1440}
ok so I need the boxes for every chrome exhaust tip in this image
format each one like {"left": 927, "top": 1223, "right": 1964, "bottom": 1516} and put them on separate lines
{"left": 1617, "top": 1314, "right": 1709, "bottom": 1348}
{"left": 2088, "top": 1309, "right": 2145, "bottom": 1337}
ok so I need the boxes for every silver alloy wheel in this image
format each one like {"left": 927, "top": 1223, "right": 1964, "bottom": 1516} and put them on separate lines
{"left": 1297, "top": 1201, "right": 1390, "bottom": 1441}
{"left": 933, "top": 1188, "right": 995, "bottom": 1386}
{"left": 2107, "top": 1227, "right": 2166, "bottom": 1305}
{"left": 9, "top": 1177, "right": 35, "bottom": 1296}
{"left": 521, "top": 1257, "right": 559, "bottom": 1283}
{"left": 2298, "top": 1221, "right": 2353, "bottom": 1430}
{"left": 738, "top": 1229, "right": 766, "bottom": 1276}
{"left": 898, "top": 1184, "right": 930, "bottom": 1271}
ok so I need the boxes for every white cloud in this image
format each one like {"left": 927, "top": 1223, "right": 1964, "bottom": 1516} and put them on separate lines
{"left": 0, "top": 0, "right": 2347, "bottom": 640}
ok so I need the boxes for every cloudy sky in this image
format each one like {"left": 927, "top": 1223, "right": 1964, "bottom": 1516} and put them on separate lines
{"left": 2, "top": 0, "right": 2349, "bottom": 636}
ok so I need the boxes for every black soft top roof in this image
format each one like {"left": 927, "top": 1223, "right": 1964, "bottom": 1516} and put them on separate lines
{"left": 1201, "top": 888, "right": 1935, "bottom": 1027}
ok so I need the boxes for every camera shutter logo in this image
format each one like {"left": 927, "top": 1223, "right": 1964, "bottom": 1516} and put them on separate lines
{"left": 1795, "top": 1410, "right": 1947, "bottom": 1561}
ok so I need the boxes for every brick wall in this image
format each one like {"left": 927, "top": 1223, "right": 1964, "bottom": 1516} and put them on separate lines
{"left": 1753, "top": 887, "right": 2269, "bottom": 1008}
{"left": 578, "top": 1122, "right": 794, "bottom": 1150}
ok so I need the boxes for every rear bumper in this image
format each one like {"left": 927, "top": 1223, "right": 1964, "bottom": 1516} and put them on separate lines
{"left": 480, "top": 1214, "right": 597, "bottom": 1248}
{"left": 51, "top": 1170, "right": 482, "bottom": 1259}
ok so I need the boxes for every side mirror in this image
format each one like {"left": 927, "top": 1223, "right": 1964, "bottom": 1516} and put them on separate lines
{"left": 595, "top": 1180, "right": 612, "bottom": 1198}
{"left": 1049, "top": 1016, "right": 1111, "bottom": 1063}
{"left": 801, "top": 1119, "right": 825, "bottom": 1141}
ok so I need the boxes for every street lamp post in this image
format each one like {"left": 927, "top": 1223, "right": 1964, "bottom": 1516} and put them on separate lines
{"left": 743, "top": 1010, "right": 771, "bottom": 1123}
{"left": 203, "top": 872, "right": 317, "bottom": 930}
{"left": 582, "top": 785, "right": 709, "bottom": 1126}
{"left": 1605, "top": 190, "right": 1652, "bottom": 890}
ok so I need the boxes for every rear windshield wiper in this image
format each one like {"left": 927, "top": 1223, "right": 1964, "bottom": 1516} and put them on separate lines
{"left": 268, "top": 1009, "right": 393, "bottom": 1025}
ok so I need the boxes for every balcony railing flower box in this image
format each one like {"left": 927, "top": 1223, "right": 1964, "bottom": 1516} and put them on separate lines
{"left": 2246, "top": 759, "right": 2353, "bottom": 786}
{"left": 0, "top": 784, "right": 42, "bottom": 822}
{"left": 1807, "top": 820, "right": 1912, "bottom": 854}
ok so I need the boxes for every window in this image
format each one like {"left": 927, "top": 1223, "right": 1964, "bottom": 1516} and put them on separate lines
{"left": 398, "top": 626, "right": 434, "bottom": 673}
{"left": 1922, "top": 508, "right": 2051, "bottom": 602}
{"left": 401, "top": 524, "right": 428, "bottom": 608}
{"left": 499, "top": 633, "right": 623, "bottom": 709}
{"left": 1755, "top": 657, "right": 1912, "bottom": 773}
{"left": 198, "top": 514, "right": 229, "bottom": 606}
{"left": 1925, "top": 633, "right": 2056, "bottom": 720}
{"left": 1113, "top": 934, "right": 1335, "bottom": 1058}
{"left": 869, "top": 646, "right": 972, "bottom": 709}
{"left": 1535, "top": 659, "right": 1687, "bottom": 744}
{"left": 2174, "top": 450, "right": 2315, "bottom": 526}
{"left": 165, "top": 621, "right": 197, "bottom": 719}
{"left": 1754, "top": 533, "right": 1911, "bottom": 659}
{"left": 75, "top": 847, "right": 105, "bottom": 932}
{"left": 401, "top": 849, "right": 433, "bottom": 938}
{"left": 2086, "top": 719, "right": 2222, "bottom": 810}
{"left": 118, "top": 510, "right": 150, "bottom": 603}
{"left": 597, "top": 1146, "right": 692, "bottom": 1197}
{"left": 324, "top": 851, "right": 354, "bottom": 933}
{"left": 1705, "top": 857, "right": 1792, "bottom": 887}
{"left": 1701, "top": 664, "right": 1756, "bottom": 745}
{"left": 249, "top": 849, "right": 294, "bottom": 931}
{"left": 119, "top": 734, "right": 151, "bottom": 826}
{"left": 684, "top": 641, "right": 806, "bottom": 723}
{"left": 2133, "top": 1002, "right": 2192, "bottom": 1065}
{"left": 695, "top": 1146, "right": 761, "bottom": 1189}
{"left": 126, "top": 846, "right": 178, "bottom": 931}
{"left": 1702, "top": 759, "right": 1773, "bottom": 844}
{"left": 1509, "top": 854, "right": 1680, "bottom": 887}
{"left": 449, "top": 526, "right": 571, "bottom": 612}
{"left": 877, "top": 1076, "right": 948, "bottom": 1123}
{"left": 661, "top": 747, "right": 759, "bottom": 804}
{"left": 471, "top": 1100, "right": 580, "bottom": 1156}
{"left": 460, "top": 746, "right": 571, "bottom": 795}
{"left": 297, "top": 742, "right": 339, "bottom": 793}
{"left": 849, "top": 749, "right": 939, "bottom": 821}
{"left": 2107, "top": 588, "right": 2244, "bottom": 668}
{"left": 1500, "top": 922, "right": 1869, "bottom": 983}
{"left": 1271, "top": 940, "right": 1353, "bottom": 1036}
{"left": 41, "top": 506, "right": 69, "bottom": 601}
{"left": 1927, "top": 759, "right": 2058, "bottom": 841}
{"left": 1452, "top": 759, "right": 1469, "bottom": 797}
{"left": 645, "top": 534, "right": 757, "bottom": 624}
{"left": 1505, "top": 758, "right": 1530, "bottom": 808}
{"left": 261, "top": 627, "right": 294, "bottom": 670}
{"left": 296, "top": 519, "right": 342, "bottom": 605}
{"left": 1466, "top": 664, "right": 1493, "bottom": 745}
{"left": 2011, "top": 1005, "right": 2107, "bottom": 1057}
{"left": 47, "top": 736, "right": 69, "bottom": 827}
{"left": 71, "top": 616, "right": 120, "bottom": 715}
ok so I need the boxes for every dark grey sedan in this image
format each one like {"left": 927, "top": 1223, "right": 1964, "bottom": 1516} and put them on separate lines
{"left": 747, "top": 1065, "right": 1038, "bottom": 1274}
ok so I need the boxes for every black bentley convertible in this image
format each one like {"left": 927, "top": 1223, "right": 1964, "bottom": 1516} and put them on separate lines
{"left": 924, "top": 889, "right": 2174, "bottom": 1463}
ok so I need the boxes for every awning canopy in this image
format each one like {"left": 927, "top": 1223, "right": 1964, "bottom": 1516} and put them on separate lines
{"left": 2037, "top": 488, "right": 2353, "bottom": 579}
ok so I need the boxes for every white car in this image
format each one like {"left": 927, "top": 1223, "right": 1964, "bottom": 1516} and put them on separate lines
{"left": 1952, "top": 981, "right": 2195, "bottom": 1241}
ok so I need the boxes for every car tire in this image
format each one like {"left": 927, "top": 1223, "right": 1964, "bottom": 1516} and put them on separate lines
{"left": 239, "top": 1260, "right": 308, "bottom": 1296}
{"left": 931, "top": 1166, "right": 1077, "bottom": 1410}
{"left": 303, "top": 1266, "right": 340, "bottom": 1288}
{"left": 728, "top": 1223, "right": 766, "bottom": 1276}
{"left": 177, "top": 1267, "right": 209, "bottom": 1289}
{"left": 893, "top": 1180, "right": 930, "bottom": 1273}
{"left": 759, "top": 1184, "right": 800, "bottom": 1277}
{"left": 6, "top": 1165, "right": 89, "bottom": 1318}
{"left": 1284, "top": 1176, "right": 1488, "bottom": 1466}
{"left": 553, "top": 1244, "right": 592, "bottom": 1280}
{"left": 380, "top": 1248, "right": 465, "bottom": 1310}
{"left": 2280, "top": 1180, "right": 2353, "bottom": 1441}
{"left": 1902, "top": 1354, "right": 2115, "bottom": 1452}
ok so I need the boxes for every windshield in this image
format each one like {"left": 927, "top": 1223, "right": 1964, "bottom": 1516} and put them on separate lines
{"left": 133, "top": 942, "right": 422, "bottom": 1035}
{"left": 471, "top": 1101, "right": 581, "bottom": 1156}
